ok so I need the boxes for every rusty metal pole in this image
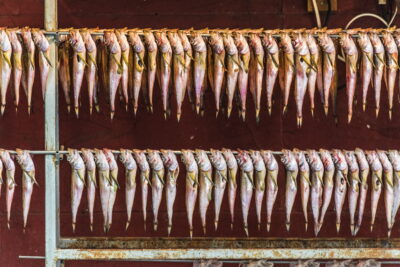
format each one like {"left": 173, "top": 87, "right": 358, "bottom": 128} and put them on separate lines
{"left": 44, "top": 0, "right": 60, "bottom": 266}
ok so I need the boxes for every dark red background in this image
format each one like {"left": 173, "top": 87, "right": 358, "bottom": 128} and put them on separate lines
{"left": 1, "top": 0, "right": 400, "bottom": 266}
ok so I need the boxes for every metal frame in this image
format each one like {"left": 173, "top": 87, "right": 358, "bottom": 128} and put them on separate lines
{"left": 39, "top": 1, "right": 399, "bottom": 266}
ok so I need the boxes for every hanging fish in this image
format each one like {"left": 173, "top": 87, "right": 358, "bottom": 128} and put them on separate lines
{"left": 250, "top": 150, "right": 266, "bottom": 230}
{"left": 94, "top": 149, "right": 111, "bottom": 232}
{"left": 81, "top": 148, "right": 96, "bottom": 231}
{"left": 115, "top": 29, "right": 130, "bottom": 110}
{"left": 354, "top": 148, "right": 369, "bottom": 235}
{"left": 15, "top": 149, "right": 37, "bottom": 232}
{"left": 279, "top": 31, "right": 295, "bottom": 114}
{"left": 388, "top": 150, "right": 400, "bottom": 230}
{"left": 7, "top": 29, "right": 22, "bottom": 112}
{"left": 331, "top": 149, "right": 348, "bottom": 233}
{"left": 294, "top": 149, "right": 310, "bottom": 231}
{"left": 209, "top": 149, "right": 227, "bottom": 231}
{"left": 21, "top": 27, "right": 35, "bottom": 115}
{"left": 103, "top": 149, "right": 119, "bottom": 232}
{"left": 66, "top": 148, "right": 85, "bottom": 233}
{"left": 178, "top": 31, "right": 193, "bottom": 107}
{"left": 0, "top": 149, "right": 15, "bottom": 229}
{"left": 344, "top": 150, "right": 360, "bottom": 236}
{"left": 382, "top": 29, "right": 398, "bottom": 120}
{"left": 58, "top": 33, "right": 72, "bottom": 113}
{"left": 32, "top": 29, "right": 51, "bottom": 101}
{"left": 248, "top": 33, "right": 264, "bottom": 122}
{"left": 281, "top": 149, "right": 298, "bottom": 232}
{"left": 160, "top": 149, "right": 179, "bottom": 235}
{"left": 189, "top": 31, "right": 207, "bottom": 115}
{"left": 260, "top": 150, "right": 279, "bottom": 232}
{"left": 147, "top": 149, "right": 164, "bottom": 231}
{"left": 236, "top": 150, "right": 254, "bottom": 236}
{"left": 181, "top": 149, "right": 198, "bottom": 238}
{"left": 365, "top": 150, "right": 382, "bottom": 232}
{"left": 119, "top": 149, "right": 137, "bottom": 231}
{"left": 369, "top": 31, "right": 385, "bottom": 118}
{"left": 222, "top": 32, "right": 239, "bottom": 118}
{"left": 132, "top": 149, "right": 151, "bottom": 231}
{"left": 222, "top": 148, "right": 238, "bottom": 229}
{"left": 318, "top": 149, "right": 334, "bottom": 233}
{"left": 262, "top": 31, "right": 279, "bottom": 116}
{"left": 128, "top": 30, "right": 145, "bottom": 115}
{"left": 143, "top": 31, "right": 157, "bottom": 113}
{"left": 377, "top": 150, "right": 394, "bottom": 237}
{"left": 357, "top": 31, "right": 374, "bottom": 112}
{"left": 209, "top": 32, "right": 225, "bottom": 117}
{"left": 0, "top": 29, "right": 12, "bottom": 115}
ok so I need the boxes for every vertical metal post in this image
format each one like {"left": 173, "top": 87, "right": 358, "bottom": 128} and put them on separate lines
{"left": 44, "top": 0, "right": 59, "bottom": 266}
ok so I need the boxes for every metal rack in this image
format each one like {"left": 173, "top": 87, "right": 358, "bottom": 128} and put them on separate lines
{"left": 35, "top": 1, "right": 400, "bottom": 266}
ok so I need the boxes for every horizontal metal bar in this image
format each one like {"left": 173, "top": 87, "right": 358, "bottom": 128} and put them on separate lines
{"left": 19, "top": 256, "right": 46, "bottom": 260}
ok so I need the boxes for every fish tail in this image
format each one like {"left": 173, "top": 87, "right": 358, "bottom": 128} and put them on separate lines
{"left": 125, "top": 220, "right": 130, "bottom": 231}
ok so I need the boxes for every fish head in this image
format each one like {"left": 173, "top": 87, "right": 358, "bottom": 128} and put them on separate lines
{"left": 66, "top": 148, "right": 77, "bottom": 163}
{"left": 69, "top": 29, "right": 80, "bottom": 46}
{"left": 319, "top": 149, "right": 334, "bottom": 171}
{"left": 331, "top": 149, "right": 347, "bottom": 170}
{"left": 31, "top": 28, "right": 42, "bottom": 44}
{"left": 388, "top": 150, "right": 400, "bottom": 170}
{"left": 354, "top": 148, "right": 369, "bottom": 171}
{"left": 377, "top": 150, "right": 392, "bottom": 171}
{"left": 119, "top": 148, "right": 132, "bottom": 164}
{"left": 222, "top": 148, "right": 237, "bottom": 168}
{"left": 344, "top": 150, "right": 359, "bottom": 172}
{"left": 103, "top": 30, "right": 114, "bottom": 46}
{"left": 20, "top": 27, "right": 33, "bottom": 44}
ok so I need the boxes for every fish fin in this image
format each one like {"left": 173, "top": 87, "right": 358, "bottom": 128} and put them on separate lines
{"left": 365, "top": 53, "right": 376, "bottom": 69}
{"left": 203, "top": 171, "right": 214, "bottom": 186}
{"left": 187, "top": 171, "right": 198, "bottom": 186}
{"left": 155, "top": 169, "right": 165, "bottom": 185}
{"left": 161, "top": 52, "right": 171, "bottom": 67}
{"left": 77, "top": 52, "right": 88, "bottom": 67}
{"left": 134, "top": 53, "right": 145, "bottom": 72}
{"left": 24, "top": 170, "right": 38, "bottom": 186}
{"left": 270, "top": 53, "right": 279, "bottom": 68}
{"left": 41, "top": 51, "right": 53, "bottom": 68}
{"left": 217, "top": 170, "right": 227, "bottom": 182}
{"left": 87, "top": 52, "right": 97, "bottom": 68}
{"left": 76, "top": 168, "right": 86, "bottom": 186}
{"left": 245, "top": 171, "right": 255, "bottom": 189}
{"left": 301, "top": 55, "right": 317, "bottom": 72}
{"left": 122, "top": 53, "right": 129, "bottom": 65}
{"left": 89, "top": 172, "right": 97, "bottom": 187}
{"left": 256, "top": 54, "right": 264, "bottom": 69}
{"left": 1, "top": 51, "right": 12, "bottom": 68}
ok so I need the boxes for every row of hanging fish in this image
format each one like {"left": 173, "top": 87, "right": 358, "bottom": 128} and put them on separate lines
{"left": 54, "top": 27, "right": 400, "bottom": 125}
{"left": 67, "top": 148, "right": 400, "bottom": 238}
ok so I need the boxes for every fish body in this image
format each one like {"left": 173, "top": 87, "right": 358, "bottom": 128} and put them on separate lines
{"left": 281, "top": 149, "right": 298, "bottom": 232}
{"left": 132, "top": 149, "right": 151, "bottom": 231}
{"left": 81, "top": 148, "right": 96, "bottom": 231}
{"left": 81, "top": 30, "right": 98, "bottom": 114}
{"left": 234, "top": 32, "right": 250, "bottom": 119}
{"left": 260, "top": 150, "right": 278, "bottom": 232}
{"left": 0, "top": 150, "right": 15, "bottom": 229}
{"left": 15, "top": 149, "right": 37, "bottom": 231}
{"left": 32, "top": 29, "right": 51, "bottom": 101}
{"left": 7, "top": 30, "right": 22, "bottom": 111}
{"left": 249, "top": 33, "right": 264, "bottom": 121}
{"left": 318, "top": 149, "right": 334, "bottom": 232}
{"left": 209, "top": 149, "right": 227, "bottom": 231}
{"left": 181, "top": 149, "right": 198, "bottom": 238}
{"left": 128, "top": 31, "right": 145, "bottom": 115}
{"left": 161, "top": 149, "right": 179, "bottom": 235}
{"left": 236, "top": 150, "right": 254, "bottom": 236}
{"left": 178, "top": 31, "right": 192, "bottom": 106}
{"left": 190, "top": 32, "right": 207, "bottom": 114}
{"left": 331, "top": 149, "right": 348, "bottom": 233}
{"left": 115, "top": 30, "right": 130, "bottom": 110}
{"left": 70, "top": 29, "right": 86, "bottom": 118}
{"left": 103, "top": 149, "right": 119, "bottom": 231}
{"left": 222, "top": 148, "right": 238, "bottom": 229}
{"left": 250, "top": 150, "right": 266, "bottom": 230}
{"left": 382, "top": 30, "right": 398, "bottom": 120}
{"left": 58, "top": 35, "right": 71, "bottom": 113}
{"left": 119, "top": 149, "right": 137, "bottom": 230}
{"left": 209, "top": 32, "right": 225, "bottom": 117}
{"left": 94, "top": 149, "right": 111, "bottom": 232}
{"left": 365, "top": 150, "right": 382, "bottom": 232}
{"left": 306, "top": 149, "right": 324, "bottom": 236}
{"left": 21, "top": 28, "right": 35, "bottom": 115}
{"left": 222, "top": 33, "right": 239, "bottom": 118}
{"left": 377, "top": 150, "right": 394, "bottom": 237}
{"left": 357, "top": 32, "right": 373, "bottom": 112}
{"left": 66, "top": 149, "right": 85, "bottom": 233}
{"left": 147, "top": 149, "right": 165, "bottom": 231}
{"left": 262, "top": 31, "right": 279, "bottom": 116}
{"left": 354, "top": 148, "right": 369, "bottom": 235}
{"left": 143, "top": 31, "right": 158, "bottom": 113}
{"left": 292, "top": 32, "right": 310, "bottom": 127}
{"left": 344, "top": 150, "right": 360, "bottom": 236}
{"left": 388, "top": 150, "right": 400, "bottom": 229}
{"left": 294, "top": 149, "right": 310, "bottom": 231}
{"left": 0, "top": 29, "right": 12, "bottom": 115}
{"left": 304, "top": 31, "right": 321, "bottom": 116}
{"left": 280, "top": 32, "right": 295, "bottom": 114}
{"left": 369, "top": 32, "right": 385, "bottom": 117}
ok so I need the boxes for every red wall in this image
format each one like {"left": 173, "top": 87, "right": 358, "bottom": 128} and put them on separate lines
{"left": 2, "top": 0, "right": 400, "bottom": 266}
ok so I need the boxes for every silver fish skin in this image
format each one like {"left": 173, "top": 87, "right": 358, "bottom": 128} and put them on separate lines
{"left": 280, "top": 32, "right": 295, "bottom": 114}
{"left": 81, "top": 148, "right": 96, "bottom": 231}
{"left": 222, "top": 33, "right": 239, "bottom": 118}
{"left": 249, "top": 33, "right": 264, "bottom": 122}
{"left": 262, "top": 31, "right": 279, "bottom": 116}
{"left": 15, "top": 149, "right": 37, "bottom": 232}
{"left": 357, "top": 31, "right": 373, "bottom": 112}
{"left": 32, "top": 29, "right": 51, "bottom": 101}
{"left": 195, "top": 149, "right": 213, "bottom": 234}
{"left": 281, "top": 149, "right": 298, "bottom": 232}
{"left": 250, "top": 150, "right": 266, "bottom": 231}
{"left": 354, "top": 148, "right": 369, "bottom": 235}
{"left": 304, "top": 31, "right": 321, "bottom": 117}
{"left": 331, "top": 149, "right": 348, "bottom": 233}
{"left": 161, "top": 149, "right": 179, "bottom": 235}
{"left": 369, "top": 32, "right": 385, "bottom": 117}
{"left": 181, "top": 149, "right": 198, "bottom": 238}
{"left": 344, "top": 150, "right": 360, "bottom": 236}
{"left": 209, "top": 149, "right": 227, "bottom": 231}
{"left": 306, "top": 149, "right": 324, "bottom": 236}
{"left": 94, "top": 149, "right": 111, "bottom": 232}
{"left": 143, "top": 31, "right": 158, "bottom": 113}
{"left": 132, "top": 149, "right": 151, "bottom": 231}
{"left": 377, "top": 150, "right": 394, "bottom": 237}
{"left": 20, "top": 27, "right": 35, "bottom": 115}
{"left": 365, "top": 150, "right": 382, "bottom": 232}
{"left": 388, "top": 150, "right": 400, "bottom": 229}
{"left": 318, "top": 149, "right": 334, "bottom": 232}
{"left": 209, "top": 32, "right": 225, "bottom": 117}
{"left": 66, "top": 149, "right": 85, "bottom": 233}
{"left": 7, "top": 29, "right": 22, "bottom": 112}
{"left": 103, "top": 149, "right": 119, "bottom": 232}
{"left": 260, "top": 150, "right": 278, "bottom": 232}
{"left": 236, "top": 150, "right": 254, "bottom": 236}
{"left": 115, "top": 29, "right": 130, "bottom": 111}
{"left": 222, "top": 148, "right": 238, "bottom": 229}
{"left": 147, "top": 149, "right": 165, "bottom": 231}
{"left": 294, "top": 149, "right": 310, "bottom": 232}
{"left": 81, "top": 30, "right": 98, "bottom": 114}
{"left": 0, "top": 29, "right": 12, "bottom": 115}
{"left": 0, "top": 149, "right": 16, "bottom": 229}
{"left": 119, "top": 149, "right": 137, "bottom": 231}
{"left": 382, "top": 30, "right": 398, "bottom": 120}
{"left": 178, "top": 31, "right": 192, "bottom": 105}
